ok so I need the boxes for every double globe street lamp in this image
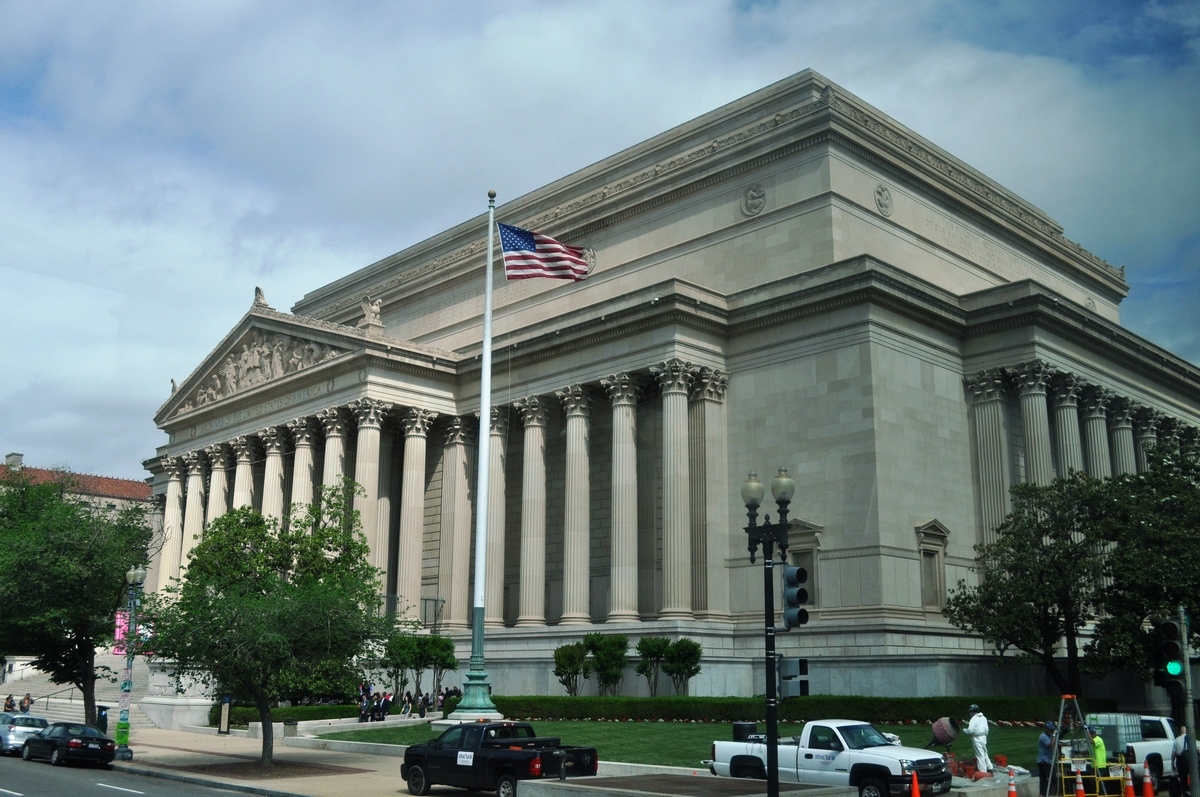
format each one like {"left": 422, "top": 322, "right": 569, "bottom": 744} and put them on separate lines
{"left": 115, "top": 565, "right": 146, "bottom": 760}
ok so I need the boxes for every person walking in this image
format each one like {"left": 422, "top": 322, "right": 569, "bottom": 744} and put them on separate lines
{"left": 3, "top": 695, "right": 14, "bottom": 713}
{"left": 1038, "top": 721, "right": 1056, "bottom": 797}
{"left": 964, "top": 704, "right": 992, "bottom": 775}
{"left": 1173, "top": 725, "right": 1193, "bottom": 797}
{"left": 18, "top": 694, "right": 33, "bottom": 714}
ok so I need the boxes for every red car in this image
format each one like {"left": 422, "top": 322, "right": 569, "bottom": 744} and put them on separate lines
{"left": 21, "top": 722, "right": 116, "bottom": 768}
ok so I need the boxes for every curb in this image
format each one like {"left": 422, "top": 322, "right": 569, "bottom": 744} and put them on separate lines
{"left": 112, "top": 762, "right": 315, "bottom": 797}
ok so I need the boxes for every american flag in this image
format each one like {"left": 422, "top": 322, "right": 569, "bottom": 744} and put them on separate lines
{"left": 497, "top": 223, "right": 588, "bottom": 281}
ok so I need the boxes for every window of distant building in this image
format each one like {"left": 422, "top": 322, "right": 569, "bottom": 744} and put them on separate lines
{"left": 915, "top": 520, "right": 950, "bottom": 610}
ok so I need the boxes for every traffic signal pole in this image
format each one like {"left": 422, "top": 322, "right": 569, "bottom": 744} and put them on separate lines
{"left": 1179, "top": 606, "right": 1198, "bottom": 795}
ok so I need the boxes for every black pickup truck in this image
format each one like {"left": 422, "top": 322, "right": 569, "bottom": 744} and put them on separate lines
{"left": 400, "top": 721, "right": 599, "bottom": 796}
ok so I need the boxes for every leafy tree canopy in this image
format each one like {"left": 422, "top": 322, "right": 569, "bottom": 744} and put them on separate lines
{"left": 662, "top": 638, "right": 703, "bottom": 695}
{"left": 553, "top": 642, "right": 591, "bottom": 697}
{"left": 635, "top": 636, "right": 671, "bottom": 698}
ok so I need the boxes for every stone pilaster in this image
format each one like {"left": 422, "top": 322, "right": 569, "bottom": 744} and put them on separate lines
{"left": 156, "top": 457, "right": 185, "bottom": 590}
{"left": 203, "top": 444, "right": 231, "bottom": 524}
{"left": 230, "top": 435, "right": 256, "bottom": 509}
{"left": 556, "top": 384, "right": 592, "bottom": 625}
{"left": 690, "top": 366, "right": 730, "bottom": 619}
{"left": 317, "top": 407, "right": 348, "bottom": 493}
{"left": 286, "top": 417, "right": 317, "bottom": 513}
{"left": 602, "top": 372, "right": 640, "bottom": 622}
{"left": 514, "top": 395, "right": 549, "bottom": 627}
{"left": 1109, "top": 398, "right": 1137, "bottom": 476}
{"left": 258, "top": 426, "right": 287, "bottom": 522}
{"left": 482, "top": 408, "right": 509, "bottom": 628}
{"left": 439, "top": 416, "right": 475, "bottom": 630}
{"left": 965, "top": 370, "right": 1011, "bottom": 546}
{"left": 1134, "top": 407, "right": 1161, "bottom": 474}
{"left": 1011, "top": 360, "right": 1056, "bottom": 486}
{"left": 1051, "top": 373, "right": 1084, "bottom": 476}
{"left": 651, "top": 358, "right": 694, "bottom": 620}
{"left": 180, "top": 450, "right": 207, "bottom": 570}
{"left": 1081, "top": 386, "right": 1113, "bottom": 479}
{"left": 398, "top": 408, "right": 437, "bottom": 618}
{"left": 351, "top": 398, "right": 393, "bottom": 578}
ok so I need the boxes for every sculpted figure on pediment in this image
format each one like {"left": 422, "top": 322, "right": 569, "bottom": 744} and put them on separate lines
{"left": 176, "top": 330, "right": 345, "bottom": 415}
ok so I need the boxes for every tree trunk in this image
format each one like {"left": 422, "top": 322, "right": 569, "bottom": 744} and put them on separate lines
{"left": 1065, "top": 619, "right": 1082, "bottom": 696}
{"left": 254, "top": 689, "right": 274, "bottom": 768}
{"left": 79, "top": 638, "right": 97, "bottom": 727}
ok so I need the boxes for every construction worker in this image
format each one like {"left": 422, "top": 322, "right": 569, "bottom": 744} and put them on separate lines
{"left": 964, "top": 704, "right": 993, "bottom": 775}
{"left": 1038, "top": 721, "right": 1056, "bottom": 797}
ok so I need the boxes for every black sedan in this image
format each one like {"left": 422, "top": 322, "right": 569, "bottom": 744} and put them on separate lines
{"left": 21, "top": 722, "right": 116, "bottom": 768}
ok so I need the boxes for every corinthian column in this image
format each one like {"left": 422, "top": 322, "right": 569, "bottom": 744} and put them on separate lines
{"left": 180, "top": 450, "right": 207, "bottom": 570}
{"left": 602, "top": 373, "right": 640, "bottom": 622}
{"left": 1051, "top": 373, "right": 1084, "bottom": 476}
{"left": 514, "top": 396, "right": 549, "bottom": 627}
{"left": 156, "top": 457, "right": 185, "bottom": 590}
{"left": 286, "top": 417, "right": 317, "bottom": 513}
{"left": 351, "top": 398, "right": 393, "bottom": 577}
{"left": 1110, "top": 398, "right": 1137, "bottom": 475}
{"left": 398, "top": 408, "right": 437, "bottom": 619}
{"left": 259, "top": 426, "right": 287, "bottom": 523}
{"left": 1011, "top": 360, "right": 1056, "bottom": 486}
{"left": 203, "top": 444, "right": 231, "bottom": 524}
{"left": 1081, "top": 386, "right": 1113, "bottom": 479}
{"left": 439, "top": 417, "right": 475, "bottom": 630}
{"left": 230, "top": 435, "right": 256, "bottom": 509}
{"left": 690, "top": 367, "right": 730, "bottom": 619}
{"left": 317, "top": 407, "right": 348, "bottom": 493}
{"left": 1134, "top": 407, "right": 1161, "bottom": 473}
{"left": 556, "top": 384, "right": 592, "bottom": 625}
{"left": 482, "top": 408, "right": 509, "bottom": 628}
{"left": 651, "top": 358, "right": 694, "bottom": 620}
{"left": 965, "top": 370, "right": 1011, "bottom": 546}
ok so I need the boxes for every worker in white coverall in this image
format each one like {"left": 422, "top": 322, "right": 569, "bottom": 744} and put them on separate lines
{"left": 964, "top": 704, "right": 992, "bottom": 774}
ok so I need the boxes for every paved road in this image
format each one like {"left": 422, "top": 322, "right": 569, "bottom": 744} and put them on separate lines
{"left": 0, "top": 752, "right": 253, "bottom": 797}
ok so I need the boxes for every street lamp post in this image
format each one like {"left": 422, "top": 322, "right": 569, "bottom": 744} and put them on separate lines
{"left": 114, "top": 565, "right": 146, "bottom": 760}
{"left": 741, "top": 468, "right": 795, "bottom": 797}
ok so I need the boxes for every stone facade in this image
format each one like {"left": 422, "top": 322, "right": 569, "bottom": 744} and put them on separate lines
{"left": 147, "top": 70, "right": 1200, "bottom": 702}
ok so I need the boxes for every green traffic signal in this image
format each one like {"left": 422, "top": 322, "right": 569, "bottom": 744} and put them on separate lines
{"left": 1166, "top": 660, "right": 1184, "bottom": 677}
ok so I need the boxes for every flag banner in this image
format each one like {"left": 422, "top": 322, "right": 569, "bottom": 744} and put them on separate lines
{"left": 498, "top": 223, "right": 588, "bottom": 281}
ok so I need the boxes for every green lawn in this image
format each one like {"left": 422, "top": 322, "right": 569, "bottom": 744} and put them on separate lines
{"left": 321, "top": 720, "right": 1043, "bottom": 771}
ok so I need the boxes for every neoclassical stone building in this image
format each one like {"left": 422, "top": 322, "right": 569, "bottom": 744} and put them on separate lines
{"left": 147, "top": 70, "right": 1200, "bottom": 703}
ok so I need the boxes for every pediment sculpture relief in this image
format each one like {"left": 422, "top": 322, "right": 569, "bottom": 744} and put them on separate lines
{"left": 175, "top": 330, "right": 344, "bottom": 416}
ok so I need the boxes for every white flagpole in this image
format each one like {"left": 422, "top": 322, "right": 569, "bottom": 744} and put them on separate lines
{"left": 458, "top": 190, "right": 499, "bottom": 715}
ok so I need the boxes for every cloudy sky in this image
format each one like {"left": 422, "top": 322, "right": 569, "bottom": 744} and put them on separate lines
{"left": 1, "top": 0, "right": 1197, "bottom": 481}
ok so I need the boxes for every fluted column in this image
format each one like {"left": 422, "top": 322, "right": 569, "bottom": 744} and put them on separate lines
{"left": 286, "top": 417, "right": 317, "bottom": 514}
{"left": 259, "top": 426, "right": 287, "bottom": 522}
{"left": 1051, "top": 373, "right": 1084, "bottom": 476}
{"left": 398, "top": 408, "right": 437, "bottom": 618}
{"left": 180, "top": 450, "right": 207, "bottom": 570}
{"left": 351, "top": 398, "right": 393, "bottom": 577}
{"left": 651, "top": 358, "right": 694, "bottom": 620}
{"left": 1110, "top": 399, "right": 1137, "bottom": 476}
{"left": 439, "top": 417, "right": 475, "bottom": 630}
{"left": 1012, "top": 360, "right": 1056, "bottom": 486}
{"left": 556, "top": 384, "right": 592, "bottom": 625}
{"left": 690, "top": 367, "right": 730, "bottom": 619}
{"left": 1081, "top": 386, "right": 1113, "bottom": 479}
{"left": 1134, "top": 407, "right": 1161, "bottom": 473}
{"left": 317, "top": 407, "right": 348, "bottom": 493}
{"left": 203, "top": 444, "right": 231, "bottom": 524}
{"left": 156, "top": 457, "right": 185, "bottom": 590}
{"left": 602, "top": 373, "right": 640, "bottom": 622}
{"left": 230, "top": 435, "right": 256, "bottom": 509}
{"left": 482, "top": 408, "right": 509, "bottom": 628}
{"left": 966, "top": 370, "right": 1011, "bottom": 545}
{"left": 514, "top": 396, "right": 549, "bottom": 627}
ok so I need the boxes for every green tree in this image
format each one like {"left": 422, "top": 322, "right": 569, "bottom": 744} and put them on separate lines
{"left": 0, "top": 473, "right": 155, "bottom": 726}
{"left": 424, "top": 635, "right": 458, "bottom": 698}
{"left": 943, "top": 474, "right": 1105, "bottom": 696}
{"left": 379, "top": 623, "right": 420, "bottom": 696}
{"left": 144, "top": 483, "right": 385, "bottom": 767}
{"left": 552, "top": 642, "right": 591, "bottom": 696}
{"left": 634, "top": 637, "right": 670, "bottom": 697}
{"left": 662, "top": 638, "right": 703, "bottom": 695}
{"left": 584, "top": 633, "right": 628, "bottom": 696}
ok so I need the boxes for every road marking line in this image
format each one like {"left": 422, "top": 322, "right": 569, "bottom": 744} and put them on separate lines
{"left": 96, "top": 785, "right": 144, "bottom": 795}
{"left": 0, "top": 787, "right": 24, "bottom": 796}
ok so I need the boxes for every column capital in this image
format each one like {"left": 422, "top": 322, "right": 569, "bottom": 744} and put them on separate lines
{"left": 230, "top": 435, "right": 257, "bottom": 461}
{"left": 257, "top": 425, "right": 288, "bottom": 454}
{"left": 181, "top": 450, "right": 206, "bottom": 475}
{"left": 401, "top": 407, "right": 438, "bottom": 437}
{"left": 1157, "top": 415, "right": 1180, "bottom": 445}
{"left": 556, "top": 384, "right": 592, "bottom": 418}
{"left": 1081, "top": 385, "right": 1112, "bottom": 419}
{"left": 1134, "top": 406, "right": 1162, "bottom": 438}
{"left": 350, "top": 397, "right": 393, "bottom": 429}
{"left": 1051, "top": 373, "right": 1083, "bottom": 407}
{"left": 651, "top": 358, "right": 694, "bottom": 395}
{"left": 161, "top": 456, "right": 184, "bottom": 481}
{"left": 480, "top": 406, "right": 509, "bottom": 437}
{"left": 1109, "top": 397, "right": 1136, "bottom": 427}
{"left": 964, "top": 369, "right": 1007, "bottom": 402}
{"left": 1010, "top": 360, "right": 1056, "bottom": 396}
{"left": 690, "top": 366, "right": 728, "bottom": 403}
{"left": 316, "top": 406, "right": 348, "bottom": 437}
{"left": 443, "top": 415, "right": 476, "bottom": 446}
{"left": 203, "top": 443, "right": 232, "bottom": 470}
{"left": 514, "top": 395, "right": 549, "bottom": 427}
{"left": 602, "top": 371, "right": 640, "bottom": 406}
{"left": 1180, "top": 425, "right": 1199, "bottom": 453}
{"left": 286, "top": 417, "right": 318, "bottom": 447}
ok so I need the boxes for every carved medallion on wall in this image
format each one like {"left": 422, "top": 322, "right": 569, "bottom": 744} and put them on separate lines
{"left": 741, "top": 183, "right": 767, "bottom": 217}
{"left": 874, "top": 184, "right": 893, "bottom": 217}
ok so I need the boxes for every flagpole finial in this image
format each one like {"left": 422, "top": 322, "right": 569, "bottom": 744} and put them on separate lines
{"left": 488, "top": 189, "right": 496, "bottom": 200}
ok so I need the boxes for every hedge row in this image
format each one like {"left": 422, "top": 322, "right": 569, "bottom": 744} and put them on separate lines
{"left": 207, "top": 702, "right": 361, "bottom": 727}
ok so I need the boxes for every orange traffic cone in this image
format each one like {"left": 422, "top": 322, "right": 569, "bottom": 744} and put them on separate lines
{"left": 1143, "top": 763, "right": 1155, "bottom": 797}
{"left": 1008, "top": 768, "right": 1018, "bottom": 797}
{"left": 912, "top": 770, "right": 921, "bottom": 796}
{"left": 1125, "top": 766, "right": 1137, "bottom": 797}
{"left": 1076, "top": 768, "right": 1087, "bottom": 797}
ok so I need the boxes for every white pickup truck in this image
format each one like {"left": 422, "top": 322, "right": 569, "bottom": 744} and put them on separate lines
{"left": 707, "top": 719, "right": 953, "bottom": 797}
{"left": 1088, "top": 714, "right": 1181, "bottom": 793}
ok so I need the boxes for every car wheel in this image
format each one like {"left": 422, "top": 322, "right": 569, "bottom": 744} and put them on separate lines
{"left": 21, "top": 744, "right": 32, "bottom": 761}
{"left": 496, "top": 774, "right": 518, "bottom": 797}
{"left": 406, "top": 764, "right": 431, "bottom": 796}
{"left": 860, "top": 777, "right": 888, "bottom": 797}
{"left": 1150, "top": 762, "right": 1163, "bottom": 794}
{"left": 733, "top": 764, "right": 764, "bottom": 779}
{"left": 49, "top": 748, "right": 62, "bottom": 766}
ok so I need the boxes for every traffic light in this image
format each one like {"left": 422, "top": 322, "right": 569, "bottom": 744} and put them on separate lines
{"left": 781, "top": 564, "right": 809, "bottom": 630}
{"left": 1158, "top": 619, "right": 1186, "bottom": 699}
{"left": 777, "top": 657, "right": 809, "bottom": 699}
